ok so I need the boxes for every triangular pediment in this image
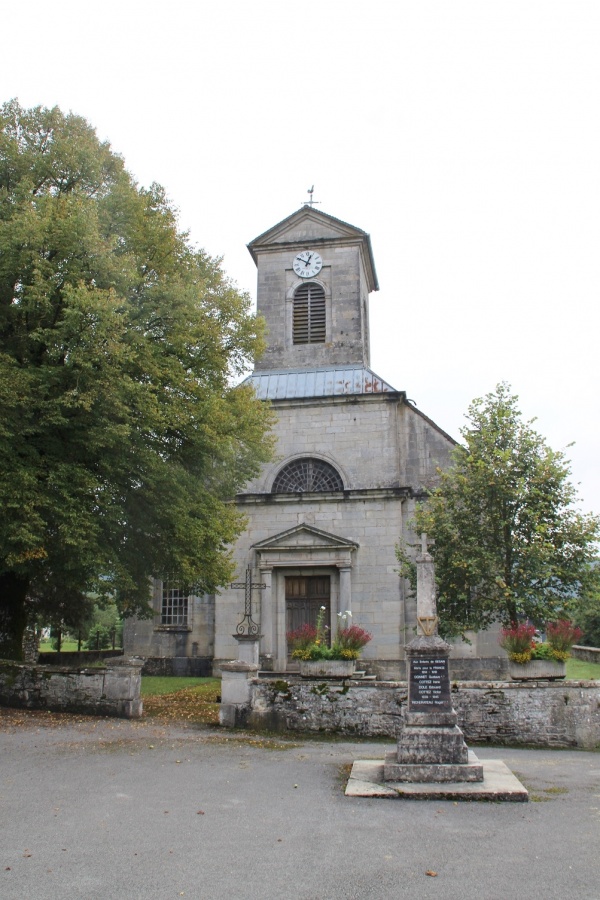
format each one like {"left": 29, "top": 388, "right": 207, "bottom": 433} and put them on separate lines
{"left": 249, "top": 207, "right": 368, "bottom": 249}
{"left": 252, "top": 524, "right": 359, "bottom": 552}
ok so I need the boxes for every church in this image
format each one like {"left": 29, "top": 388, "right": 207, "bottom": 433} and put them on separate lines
{"left": 125, "top": 206, "right": 501, "bottom": 679}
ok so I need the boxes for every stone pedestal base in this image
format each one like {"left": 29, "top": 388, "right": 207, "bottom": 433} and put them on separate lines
{"left": 386, "top": 633, "right": 483, "bottom": 783}
{"left": 387, "top": 710, "right": 483, "bottom": 782}
{"left": 233, "top": 635, "right": 261, "bottom": 667}
{"left": 395, "top": 724, "right": 470, "bottom": 764}
{"left": 395, "top": 710, "right": 469, "bottom": 765}
{"left": 384, "top": 749, "right": 484, "bottom": 783}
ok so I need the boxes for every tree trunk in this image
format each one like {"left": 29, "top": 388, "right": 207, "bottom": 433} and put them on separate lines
{"left": 0, "top": 572, "right": 30, "bottom": 660}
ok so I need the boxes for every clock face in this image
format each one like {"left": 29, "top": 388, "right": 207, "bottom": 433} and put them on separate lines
{"left": 293, "top": 250, "right": 323, "bottom": 278}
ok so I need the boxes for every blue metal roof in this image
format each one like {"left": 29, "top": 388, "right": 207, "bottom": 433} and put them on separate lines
{"left": 244, "top": 366, "right": 398, "bottom": 400}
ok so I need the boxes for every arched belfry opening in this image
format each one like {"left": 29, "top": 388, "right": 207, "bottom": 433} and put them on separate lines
{"left": 292, "top": 283, "right": 326, "bottom": 344}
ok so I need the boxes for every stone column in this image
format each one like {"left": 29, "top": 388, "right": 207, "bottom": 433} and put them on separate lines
{"left": 338, "top": 565, "right": 352, "bottom": 616}
{"left": 259, "top": 567, "right": 273, "bottom": 658}
{"left": 274, "top": 571, "right": 287, "bottom": 672}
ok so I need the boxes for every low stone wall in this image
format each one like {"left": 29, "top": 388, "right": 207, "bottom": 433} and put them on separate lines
{"left": 0, "top": 657, "right": 144, "bottom": 718}
{"left": 234, "top": 677, "right": 600, "bottom": 749}
{"left": 37, "top": 649, "right": 124, "bottom": 666}
{"left": 451, "top": 681, "right": 599, "bottom": 749}
{"left": 141, "top": 656, "right": 213, "bottom": 677}
{"left": 571, "top": 645, "right": 600, "bottom": 665}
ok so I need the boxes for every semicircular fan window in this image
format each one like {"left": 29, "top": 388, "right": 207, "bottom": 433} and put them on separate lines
{"left": 272, "top": 458, "right": 343, "bottom": 493}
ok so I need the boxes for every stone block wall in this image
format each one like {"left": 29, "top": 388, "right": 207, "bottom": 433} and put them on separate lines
{"left": 239, "top": 678, "right": 600, "bottom": 749}
{"left": 451, "top": 681, "right": 600, "bottom": 749}
{"left": 124, "top": 588, "right": 215, "bottom": 662}
{"left": 0, "top": 657, "right": 143, "bottom": 718}
{"left": 571, "top": 645, "right": 600, "bottom": 665}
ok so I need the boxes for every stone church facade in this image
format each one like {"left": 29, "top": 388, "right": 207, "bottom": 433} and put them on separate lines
{"left": 125, "top": 207, "right": 503, "bottom": 679}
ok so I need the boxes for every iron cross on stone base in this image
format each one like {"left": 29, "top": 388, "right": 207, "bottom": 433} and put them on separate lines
{"left": 231, "top": 565, "right": 266, "bottom": 637}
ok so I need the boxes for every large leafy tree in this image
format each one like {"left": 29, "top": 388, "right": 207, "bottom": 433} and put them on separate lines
{"left": 0, "top": 100, "right": 273, "bottom": 658}
{"left": 398, "top": 383, "right": 600, "bottom": 637}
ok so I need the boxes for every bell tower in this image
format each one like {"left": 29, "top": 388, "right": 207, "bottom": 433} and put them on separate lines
{"left": 247, "top": 207, "right": 379, "bottom": 373}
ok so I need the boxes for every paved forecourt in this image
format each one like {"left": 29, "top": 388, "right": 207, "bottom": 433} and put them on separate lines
{"left": 1, "top": 711, "right": 598, "bottom": 900}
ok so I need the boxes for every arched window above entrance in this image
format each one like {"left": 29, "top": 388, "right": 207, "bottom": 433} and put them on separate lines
{"left": 292, "top": 282, "right": 326, "bottom": 344}
{"left": 272, "top": 458, "right": 344, "bottom": 493}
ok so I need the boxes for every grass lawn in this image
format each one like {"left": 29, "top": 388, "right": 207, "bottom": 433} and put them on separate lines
{"left": 141, "top": 676, "right": 215, "bottom": 697}
{"left": 141, "top": 676, "right": 221, "bottom": 724}
{"left": 565, "top": 657, "right": 600, "bottom": 680}
{"left": 39, "top": 640, "right": 80, "bottom": 653}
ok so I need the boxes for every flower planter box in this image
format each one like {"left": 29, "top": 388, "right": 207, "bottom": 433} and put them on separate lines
{"left": 299, "top": 660, "right": 356, "bottom": 679}
{"left": 508, "top": 659, "right": 566, "bottom": 681}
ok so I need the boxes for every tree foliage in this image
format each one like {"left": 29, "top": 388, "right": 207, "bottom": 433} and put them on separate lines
{"left": 571, "top": 584, "right": 600, "bottom": 647}
{"left": 0, "top": 100, "right": 273, "bottom": 658}
{"left": 398, "top": 383, "right": 600, "bottom": 638}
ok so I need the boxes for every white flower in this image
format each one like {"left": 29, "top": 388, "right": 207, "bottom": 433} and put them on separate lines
{"left": 320, "top": 605, "right": 326, "bottom": 610}
{"left": 346, "top": 610, "right": 353, "bottom": 617}
{"left": 337, "top": 612, "right": 342, "bottom": 617}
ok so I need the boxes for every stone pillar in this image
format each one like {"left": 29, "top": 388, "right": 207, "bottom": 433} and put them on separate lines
{"left": 104, "top": 657, "right": 145, "bottom": 718}
{"left": 259, "top": 567, "right": 273, "bottom": 655}
{"left": 338, "top": 565, "right": 352, "bottom": 615}
{"left": 219, "top": 660, "right": 258, "bottom": 727}
{"left": 275, "top": 571, "right": 287, "bottom": 672}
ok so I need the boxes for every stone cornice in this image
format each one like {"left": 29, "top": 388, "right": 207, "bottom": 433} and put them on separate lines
{"left": 259, "top": 391, "right": 406, "bottom": 410}
{"left": 236, "top": 487, "right": 413, "bottom": 505}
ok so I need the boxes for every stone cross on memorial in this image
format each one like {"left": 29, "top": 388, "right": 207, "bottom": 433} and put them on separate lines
{"left": 416, "top": 533, "right": 438, "bottom": 636}
{"left": 383, "top": 532, "right": 484, "bottom": 783}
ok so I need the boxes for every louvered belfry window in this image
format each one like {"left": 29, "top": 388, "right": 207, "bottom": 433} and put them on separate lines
{"left": 272, "top": 458, "right": 344, "bottom": 493}
{"left": 293, "top": 283, "right": 326, "bottom": 344}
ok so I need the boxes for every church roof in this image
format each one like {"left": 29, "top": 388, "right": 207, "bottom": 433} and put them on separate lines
{"left": 244, "top": 366, "right": 398, "bottom": 400}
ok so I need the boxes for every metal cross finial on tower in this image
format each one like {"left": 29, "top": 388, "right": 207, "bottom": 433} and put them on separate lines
{"left": 303, "top": 185, "right": 320, "bottom": 208}
{"left": 231, "top": 565, "right": 266, "bottom": 636}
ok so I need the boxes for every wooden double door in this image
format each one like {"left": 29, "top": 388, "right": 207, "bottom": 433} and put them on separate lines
{"left": 285, "top": 575, "right": 331, "bottom": 652}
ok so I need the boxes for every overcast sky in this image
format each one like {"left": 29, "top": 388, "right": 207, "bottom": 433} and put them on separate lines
{"left": 3, "top": 1, "right": 599, "bottom": 514}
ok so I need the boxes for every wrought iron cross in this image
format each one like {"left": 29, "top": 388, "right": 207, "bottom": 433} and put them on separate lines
{"left": 231, "top": 565, "right": 266, "bottom": 637}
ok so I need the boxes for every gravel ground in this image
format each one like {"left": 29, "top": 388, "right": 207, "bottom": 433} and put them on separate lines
{"left": 1, "top": 708, "right": 599, "bottom": 900}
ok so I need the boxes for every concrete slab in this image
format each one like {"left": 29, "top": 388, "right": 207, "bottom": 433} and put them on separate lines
{"left": 346, "top": 758, "right": 529, "bottom": 801}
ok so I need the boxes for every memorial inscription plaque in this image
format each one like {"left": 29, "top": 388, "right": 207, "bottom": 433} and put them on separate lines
{"left": 409, "top": 657, "right": 451, "bottom": 711}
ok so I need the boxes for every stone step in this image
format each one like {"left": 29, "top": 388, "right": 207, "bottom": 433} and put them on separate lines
{"left": 353, "top": 671, "right": 377, "bottom": 681}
